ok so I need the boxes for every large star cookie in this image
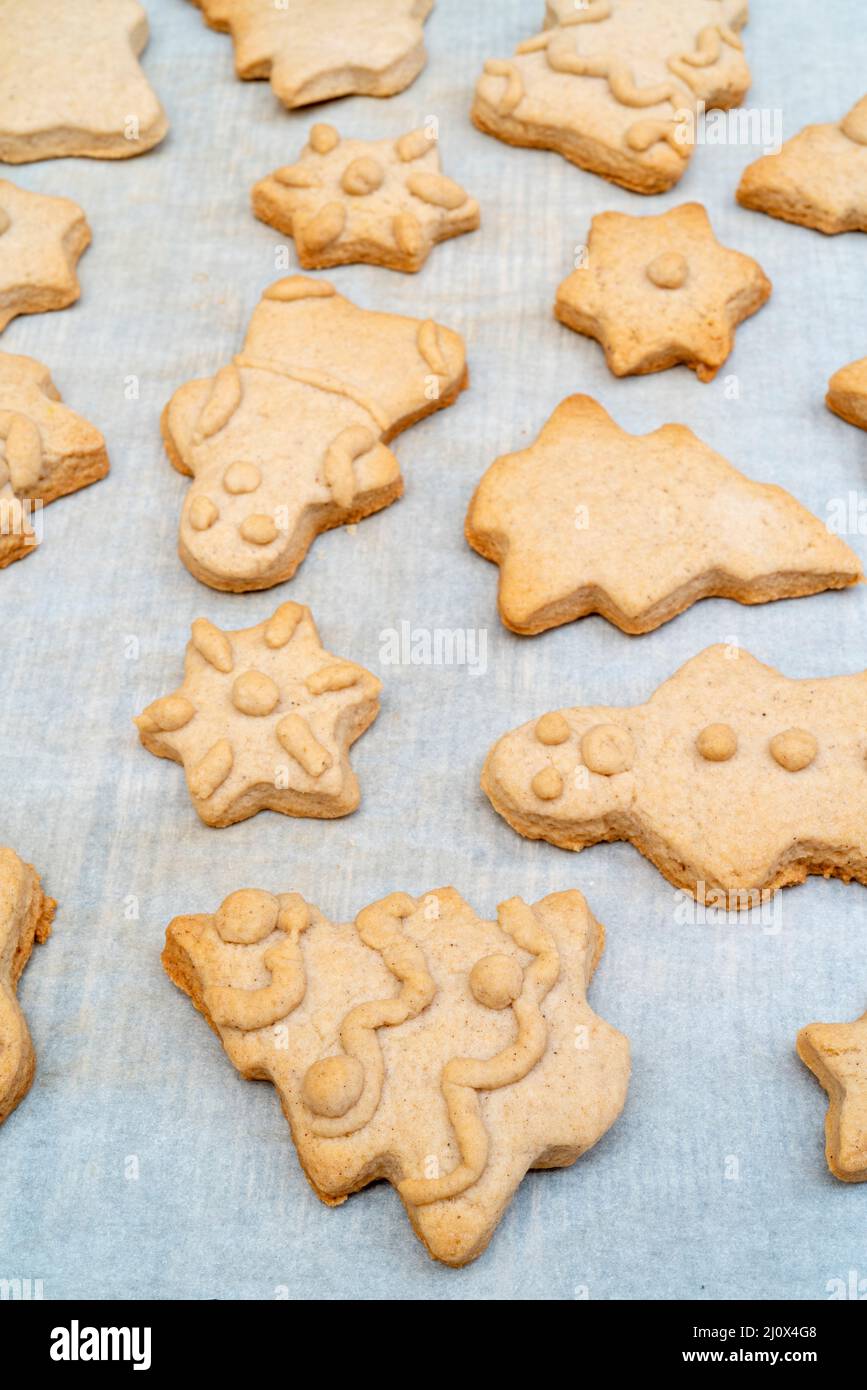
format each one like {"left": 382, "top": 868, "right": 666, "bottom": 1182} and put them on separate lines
{"left": 0, "top": 352, "right": 110, "bottom": 570}
{"left": 483, "top": 645, "right": 867, "bottom": 907}
{"left": 162, "top": 276, "right": 467, "bottom": 592}
{"left": 738, "top": 95, "right": 867, "bottom": 235}
{"left": 190, "top": 0, "right": 434, "bottom": 110}
{"left": 163, "top": 885, "right": 630, "bottom": 1266}
{"left": 135, "top": 602, "right": 381, "bottom": 828}
{"left": 252, "top": 123, "right": 479, "bottom": 273}
{"left": 827, "top": 358, "right": 867, "bottom": 433}
{"left": 0, "top": 0, "right": 168, "bottom": 163}
{"left": 555, "top": 203, "right": 770, "bottom": 380}
{"left": 0, "top": 181, "right": 90, "bottom": 333}
{"left": 466, "top": 395, "right": 860, "bottom": 636}
{"left": 798, "top": 1010, "right": 867, "bottom": 1182}
{"left": 0, "top": 847, "right": 55, "bottom": 1127}
{"left": 472, "top": 0, "right": 751, "bottom": 195}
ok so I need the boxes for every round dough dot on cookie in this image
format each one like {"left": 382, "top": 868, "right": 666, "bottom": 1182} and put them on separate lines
{"left": 224, "top": 462, "right": 261, "bottom": 494}
{"left": 215, "top": 889, "right": 280, "bottom": 944}
{"left": 770, "top": 728, "right": 818, "bottom": 772}
{"left": 189, "top": 496, "right": 219, "bottom": 530}
{"left": 696, "top": 723, "right": 738, "bottom": 762}
{"left": 581, "top": 724, "right": 634, "bottom": 775}
{"left": 302, "top": 1054, "right": 364, "bottom": 1117}
{"left": 647, "top": 252, "right": 688, "bottom": 289}
{"left": 470, "top": 953, "right": 523, "bottom": 1010}
{"left": 532, "top": 766, "right": 563, "bottom": 800}
{"left": 309, "top": 123, "right": 340, "bottom": 155}
{"left": 232, "top": 669, "right": 280, "bottom": 717}
{"left": 535, "top": 712, "right": 570, "bottom": 745}
{"left": 341, "top": 156, "right": 384, "bottom": 196}
{"left": 240, "top": 514, "right": 278, "bottom": 545}
{"left": 147, "top": 694, "right": 195, "bottom": 731}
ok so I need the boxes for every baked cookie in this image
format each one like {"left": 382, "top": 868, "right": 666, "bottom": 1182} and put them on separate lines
{"left": 164, "top": 885, "right": 630, "bottom": 1266}
{"left": 0, "top": 0, "right": 168, "bottom": 163}
{"left": 190, "top": 0, "right": 434, "bottom": 110}
{"left": 737, "top": 95, "right": 867, "bottom": 235}
{"left": 135, "top": 602, "right": 381, "bottom": 828}
{"left": 472, "top": 0, "right": 751, "bottom": 195}
{"left": 162, "top": 276, "right": 467, "bottom": 592}
{"left": 0, "top": 180, "right": 90, "bottom": 334}
{"left": 466, "top": 395, "right": 860, "bottom": 636}
{"left": 483, "top": 645, "right": 867, "bottom": 907}
{"left": 798, "top": 1009, "right": 867, "bottom": 1182}
{"left": 0, "top": 848, "right": 55, "bottom": 1127}
{"left": 252, "top": 123, "right": 479, "bottom": 273}
{"left": 555, "top": 203, "right": 771, "bottom": 380}
{"left": 827, "top": 358, "right": 867, "bottom": 432}
{"left": 0, "top": 352, "right": 110, "bottom": 570}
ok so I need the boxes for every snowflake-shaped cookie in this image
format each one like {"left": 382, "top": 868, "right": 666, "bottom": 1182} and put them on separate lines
{"left": 190, "top": 0, "right": 434, "bottom": 110}
{"left": 466, "top": 395, "right": 860, "bottom": 635}
{"left": 0, "top": 181, "right": 90, "bottom": 334}
{"left": 827, "top": 357, "right": 867, "bottom": 432}
{"left": 738, "top": 95, "right": 867, "bottom": 235}
{"left": 0, "top": 352, "right": 109, "bottom": 570}
{"left": 555, "top": 202, "right": 771, "bottom": 380}
{"left": 0, "top": 847, "right": 54, "bottom": 1127}
{"left": 484, "top": 645, "right": 867, "bottom": 906}
{"left": 252, "top": 123, "right": 479, "bottom": 273}
{"left": 798, "top": 1009, "right": 867, "bottom": 1182}
{"left": 0, "top": 0, "right": 168, "bottom": 162}
{"left": 163, "top": 885, "right": 630, "bottom": 1265}
{"left": 135, "top": 602, "right": 381, "bottom": 828}
{"left": 473, "top": 0, "right": 751, "bottom": 194}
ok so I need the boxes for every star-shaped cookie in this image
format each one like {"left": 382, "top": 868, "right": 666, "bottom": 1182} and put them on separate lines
{"left": 738, "top": 95, "right": 867, "bottom": 235}
{"left": 0, "top": 0, "right": 168, "bottom": 163}
{"left": 162, "top": 275, "right": 467, "bottom": 592}
{"left": 0, "top": 352, "right": 110, "bottom": 570}
{"left": 135, "top": 602, "right": 381, "bottom": 828}
{"left": 472, "top": 0, "right": 751, "bottom": 195}
{"left": 483, "top": 645, "right": 867, "bottom": 907}
{"left": 827, "top": 358, "right": 867, "bottom": 433}
{"left": 466, "top": 396, "right": 860, "bottom": 636}
{"left": 798, "top": 1010, "right": 867, "bottom": 1182}
{"left": 190, "top": 0, "right": 434, "bottom": 110}
{"left": 163, "top": 885, "right": 630, "bottom": 1266}
{"left": 252, "top": 123, "right": 479, "bottom": 273}
{"left": 555, "top": 203, "right": 771, "bottom": 380}
{"left": 0, "top": 847, "right": 55, "bottom": 1127}
{"left": 0, "top": 181, "right": 90, "bottom": 334}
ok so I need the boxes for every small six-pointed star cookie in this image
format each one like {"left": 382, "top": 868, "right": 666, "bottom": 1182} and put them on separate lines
{"left": 472, "top": 0, "right": 751, "bottom": 195}
{"left": 163, "top": 885, "right": 630, "bottom": 1266}
{"left": 466, "top": 395, "right": 861, "bottom": 636}
{"left": 0, "top": 847, "right": 55, "bottom": 1127}
{"left": 827, "top": 357, "right": 867, "bottom": 432}
{"left": 0, "top": 352, "right": 110, "bottom": 570}
{"left": 252, "top": 123, "right": 479, "bottom": 273}
{"left": 798, "top": 1009, "right": 867, "bottom": 1182}
{"left": 0, "top": 180, "right": 90, "bottom": 333}
{"left": 483, "top": 645, "right": 867, "bottom": 907}
{"left": 555, "top": 203, "right": 771, "bottom": 380}
{"left": 190, "top": 0, "right": 434, "bottom": 110}
{"left": 738, "top": 95, "right": 867, "bottom": 235}
{"left": 135, "top": 602, "right": 382, "bottom": 828}
{"left": 162, "top": 275, "right": 467, "bottom": 592}
{"left": 0, "top": 0, "right": 168, "bottom": 163}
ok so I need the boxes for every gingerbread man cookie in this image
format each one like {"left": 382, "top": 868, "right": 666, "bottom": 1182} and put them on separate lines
{"left": 0, "top": 0, "right": 168, "bottom": 163}
{"left": 555, "top": 203, "right": 771, "bottom": 380}
{"left": 162, "top": 276, "right": 467, "bottom": 592}
{"left": 798, "top": 1009, "right": 867, "bottom": 1182}
{"left": 252, "top": 123, "right": 479, "bottom": 273}
{"left": 0, "top": 848, "right": 54, "bottom": 1127}
{"left": 0, "top": 352, "right": 110, "bottom": 570}
{"left": 135, "top": 602, "right": 381, "bottom": 828}
{"left": 483, "top": 645, "right": 867, "bottom": 907}
{"left": 473, "top": 0, "right": 751, "bottom": 195}
{"left": 0, "top": 181, "right": 90, "bottom": 333}
{"left": 466, "top": 396, "right": 860, "bottom": 636}
{"left": 190, "top": 0, "right": 434, "bottom": 110}
{"left": 163, "top": 885, "right": 630, "bottom": 1266}
{"left": 738, "top": 95, "right": 867, "bottom": 235}
{"left": 827, "top": 358, "right": 867, "bottom": 433}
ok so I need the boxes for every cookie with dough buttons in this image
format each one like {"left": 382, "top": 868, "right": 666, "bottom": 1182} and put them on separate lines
{"left": 162, "top": 275, "right": 467, "bottom": 592}
{"left": 555, "top": 203, "right": 770, "bottom": 380}
{"left": 163, "top": 885, "right": 630, "bottom": 1266}
{"left": 0, "top": 847, "right": 55, "bottom": 1127}
{"left": 134, "top": 602, "right": 381, "bottom": 827}
{"left": 252, "top": 123, "right": 479, "bottom": 273}
{"left": 482, "top": 645, "right": 867, "bottom": 907}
